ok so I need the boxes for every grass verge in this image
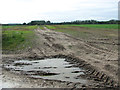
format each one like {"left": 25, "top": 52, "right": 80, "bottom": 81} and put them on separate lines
{"left": 2, "top": 25, "right": 37, "bottom": 53}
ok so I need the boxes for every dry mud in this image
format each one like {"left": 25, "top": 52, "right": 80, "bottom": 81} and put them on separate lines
{"left": 2, "top": 27, "right": 119, "bottom": 88}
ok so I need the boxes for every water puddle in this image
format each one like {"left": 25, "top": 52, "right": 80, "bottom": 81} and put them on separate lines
{"left": 4, "top": 58, "right": 89, "bottom": 84}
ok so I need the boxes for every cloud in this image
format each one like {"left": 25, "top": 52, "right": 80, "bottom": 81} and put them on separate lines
{"left": 0, "top": 0, "right": 119, "bottom": 23}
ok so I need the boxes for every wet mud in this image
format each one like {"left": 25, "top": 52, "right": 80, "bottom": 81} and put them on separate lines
{"left": 2, "top": 55, "right": 116, "bottom": 88}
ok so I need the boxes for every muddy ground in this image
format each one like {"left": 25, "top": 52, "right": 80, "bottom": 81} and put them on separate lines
{"left": 2, "top": 27, "right": 119, "bottom": 88}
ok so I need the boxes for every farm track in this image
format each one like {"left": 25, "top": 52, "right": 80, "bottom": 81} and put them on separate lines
{"left": 2, "top": 27, "right": 118, "bottom": 88}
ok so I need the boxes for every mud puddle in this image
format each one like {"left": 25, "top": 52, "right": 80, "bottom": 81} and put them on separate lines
{"left": 4, "top": 58, "right": 90, "bottom": 84}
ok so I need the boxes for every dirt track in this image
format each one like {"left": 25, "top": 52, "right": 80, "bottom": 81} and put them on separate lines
{"left": 2, "top": 27, "right": 118, "bottom": 88}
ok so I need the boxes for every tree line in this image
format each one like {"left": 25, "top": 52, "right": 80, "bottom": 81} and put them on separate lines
{"left": 2, "top": 19, "right": 118, "bottom": 26}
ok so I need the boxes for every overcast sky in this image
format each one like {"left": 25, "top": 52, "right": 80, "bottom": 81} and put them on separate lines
{"left": 0, "top": 0, "right": 119, "bottom": 24}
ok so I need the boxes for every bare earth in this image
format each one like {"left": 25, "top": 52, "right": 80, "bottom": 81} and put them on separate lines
{"left": 2, "top": 27, "right": 118, "bottom": 88}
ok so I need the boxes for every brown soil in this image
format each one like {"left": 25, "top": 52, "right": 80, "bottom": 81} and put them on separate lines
{"left": 2, "top": 27, "right": 118, "bottom": 88}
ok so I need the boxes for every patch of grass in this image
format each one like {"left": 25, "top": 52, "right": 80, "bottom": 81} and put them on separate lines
{"left": 55, "top": 28, "right": 89, "bottom": 38}
{"left": 2, "top": 25, "right": 37, "bottom": 52}
{"left": 2, "top": 30, "right": 32, "bottom": 50}
{"left": 45, "top": 25, "right": 56, "bottom": 29}
{"left": 2, "top": 26, "right": 15, "bottom": 29}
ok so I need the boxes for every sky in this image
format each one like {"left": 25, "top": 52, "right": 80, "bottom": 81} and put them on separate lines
{"left": 0, "top": 0, "right": 119, "bottom": 24}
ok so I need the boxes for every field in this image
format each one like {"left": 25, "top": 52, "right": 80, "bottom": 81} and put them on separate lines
{"left": 45, "top": 24, "right": 118, "bottom": 52}
{"left": 45, "top": 24, "right": 118, "bottom": 29}
{"left": 2, "top": 24, "right": 118, "bottom": 88}
{"left": 68, "top": 24, "right": 118, "bottom": 29}
{"left": 45, "top": 24, "right": 118, "bottom": 39}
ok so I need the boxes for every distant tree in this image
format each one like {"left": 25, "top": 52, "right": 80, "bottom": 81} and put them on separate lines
{"left": 26, "top": 19, "right": 118, "bottom": 25}
{"left": 23, "top": 22, "right": 26, "bottom": 25}
{"left": 108, "top": 20, "right": 118, "bottom": 24}
{"left": 46, "top": 21, "right": 51, "bottom": 25}
{"left": 28, "top": 20, "right": 46, "bottom": 25}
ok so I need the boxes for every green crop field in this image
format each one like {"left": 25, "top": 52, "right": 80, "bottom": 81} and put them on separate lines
{"left": 2, "top": 25, "right": 37, "bottom": 52}
{"left": 46, "top": 24, "right": 118, "bottom": 29}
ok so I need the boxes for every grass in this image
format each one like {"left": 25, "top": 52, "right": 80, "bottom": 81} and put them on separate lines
{"left": 55, "top": 28, "right": 90, "bottom": 39}
{"left": 2, "top": 25, "right": 37, "bottom": 52}
{"left": 45, "top": 25, "right": 56, "bottom": 29}
{"left": 46, "top": 24, "right": 118, "bottom": 30}
{"left": 67, "top": 24, "right": 118, "bottom": 29}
